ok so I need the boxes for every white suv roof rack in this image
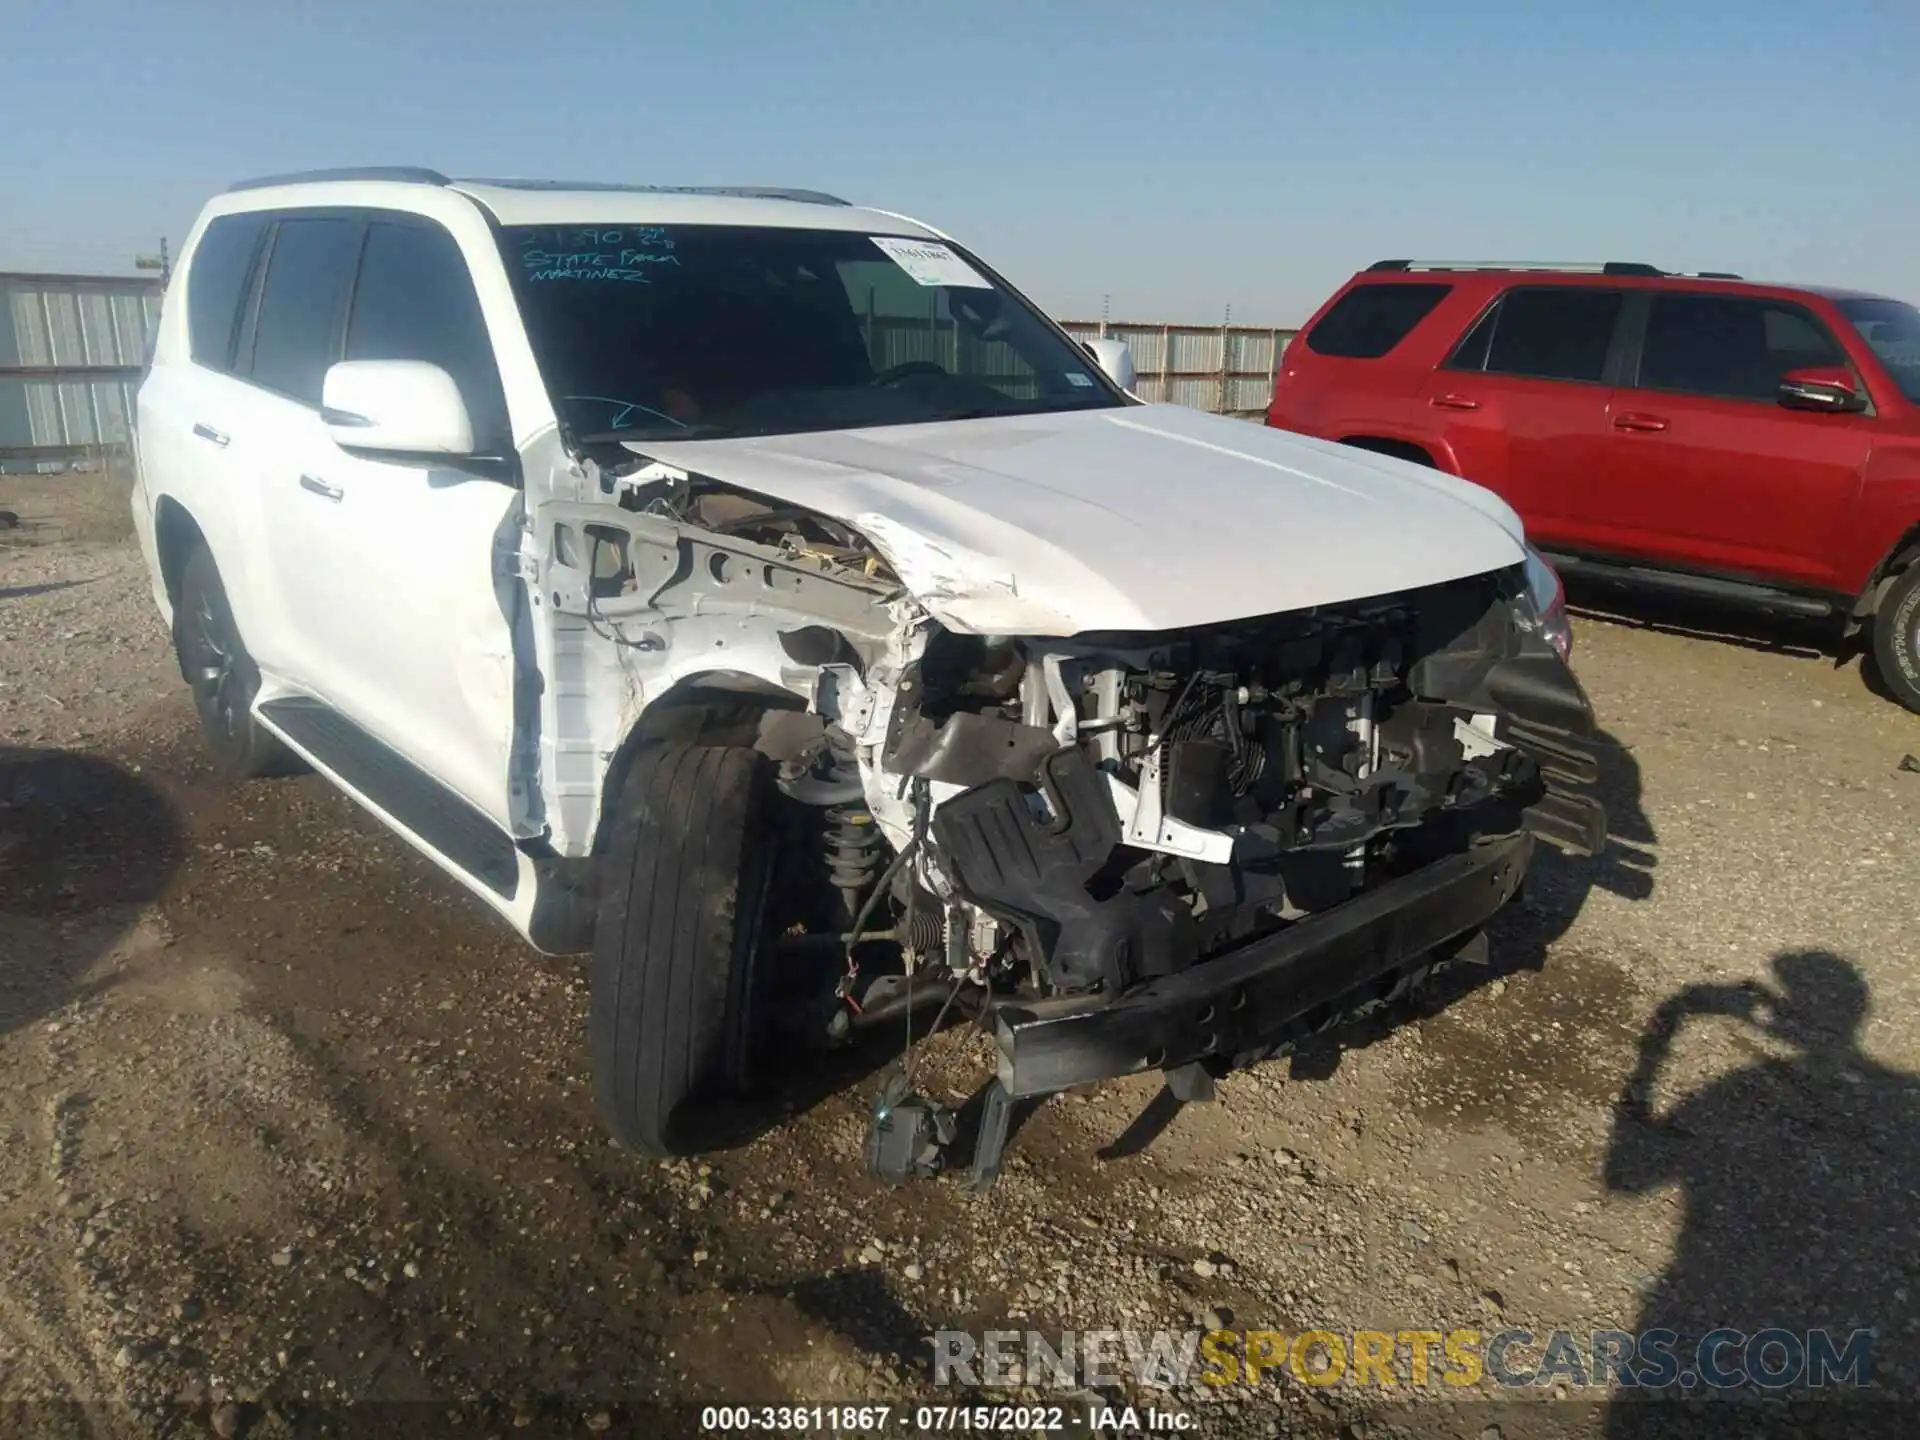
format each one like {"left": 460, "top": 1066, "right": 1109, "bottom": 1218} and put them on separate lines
{"left": 227, "top": 167, "right": 451, "bottom": 192}
{"left": 460, "top": 180, "right": 851, "bottom": 206}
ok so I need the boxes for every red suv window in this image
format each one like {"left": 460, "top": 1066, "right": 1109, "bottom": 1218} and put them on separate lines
{"left": 1446, "top": 286, "right": 1625, "bottom": 383}
{"left": 1304, "top": 282, "right": 1452, "bottom": 359}
{"left": 1837, "top": 297, "right": 1920, "bottom": 402}
{"left": 1635, "top": 293, "right": 1849, "bottom": 401}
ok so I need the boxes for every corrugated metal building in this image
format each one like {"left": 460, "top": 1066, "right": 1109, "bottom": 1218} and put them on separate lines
{"left": 0, "top": 271, "right": 163, "bottom": 472}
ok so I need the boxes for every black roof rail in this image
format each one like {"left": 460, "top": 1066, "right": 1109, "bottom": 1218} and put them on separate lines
{"left": 456, "top": 179, "right": 851, "bottom": 206}
{"left": 1364, "top": 259, "right": 1678, "bottom": 276}
{"left": 227, "top": 166, "right": 450, "bottom": 193}
{"left": 1365, "top": 259, "right": 1746, "bottom": 280}
{"left": 694, "top": 186, "right": 852, "bottom": 206}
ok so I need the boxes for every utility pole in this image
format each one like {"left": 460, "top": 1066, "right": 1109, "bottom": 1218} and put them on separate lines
{"left": 1218, "top": 303, "right": 1232, "bottom": 414}
{"left": 134, "top": 237, "right": 171, "bottom": 285}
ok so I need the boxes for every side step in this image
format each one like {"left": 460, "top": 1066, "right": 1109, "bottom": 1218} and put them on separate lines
{"left": 1542, "top": 551, "right": 1834, "bottom": 618}
{"left": 258, "top": 697, "right": 521, "bottom": 899}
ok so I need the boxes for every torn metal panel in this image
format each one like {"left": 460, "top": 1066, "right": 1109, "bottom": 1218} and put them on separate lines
{"left": 519, "top": 432, "right": 908, "bottom": 854}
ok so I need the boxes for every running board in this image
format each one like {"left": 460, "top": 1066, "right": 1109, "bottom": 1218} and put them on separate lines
{"left": 1542, "top": 552, "right": 1834, "bottom": 618}
{"left": 258, "top": 697, "right": 521, "bottom": 899}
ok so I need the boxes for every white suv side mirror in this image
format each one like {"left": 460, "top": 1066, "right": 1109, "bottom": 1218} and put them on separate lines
{"left": 1081, "top": 338, "right": 1137, "bottom": 392}
{"left": 322, "top": 360, "right": 475, "bottom": 457}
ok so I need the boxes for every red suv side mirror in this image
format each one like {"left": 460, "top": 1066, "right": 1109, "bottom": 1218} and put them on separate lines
{"left": 1779, "top": 365, "right": 1867, "bottom": 414}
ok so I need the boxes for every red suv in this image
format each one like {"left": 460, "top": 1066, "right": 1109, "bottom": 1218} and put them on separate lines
{"left": 1267, "top": 261, "right": 1920, "bottom": 712}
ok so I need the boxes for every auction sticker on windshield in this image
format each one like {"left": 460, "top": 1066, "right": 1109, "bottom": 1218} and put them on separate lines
{"left": 870, "top": 236, "right": 992, "bottom": 288}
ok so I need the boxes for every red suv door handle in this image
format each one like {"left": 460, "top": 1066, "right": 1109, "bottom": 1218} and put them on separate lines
{"left": 1429, "top": 393, "right": 1481, "bottom": 411}
{"left": 1613, "top": 413, "right": 1670, "bottom": 433}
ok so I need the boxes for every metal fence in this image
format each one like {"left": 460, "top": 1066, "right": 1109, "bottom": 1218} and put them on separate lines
{"left": 860, "top": 313, "right": 1298, "bottom": 415}
{"left": 1059, "top": 320, "right": 1297, "bottom": 417}
{"left": 0, "top": 271, "right": 162, "bottom": 473}
{"left": 864, "top": 315, "right": 1039, "bottom": 398}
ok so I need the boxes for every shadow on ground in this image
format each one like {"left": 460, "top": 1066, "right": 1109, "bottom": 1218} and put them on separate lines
{"left": 1273, "top": 724, "right": 1653, "bottom": 1089}
{"left": 1565, "top": 576, "right": 1841, "bottom": 661}
{"left": 773, "top": 1268, "right": 935, "bottom": 1375}
{"left": 0, "top": 577, "right": 98, "bottom": 602}
{"left": 0, "top": 746, "right": 183, "bottom": 1037}
{"left": 1600, "top": 948, "right": 1918, "bottom": 1437}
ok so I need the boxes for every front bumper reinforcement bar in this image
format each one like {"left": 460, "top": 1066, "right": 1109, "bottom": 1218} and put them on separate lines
{"left": 991, "top": 830, "right": 1534, "bottom": 1099}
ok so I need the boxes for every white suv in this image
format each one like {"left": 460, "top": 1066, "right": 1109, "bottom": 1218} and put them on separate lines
{"left": 133, "top": 168, "right": 1604, "bottom": 1183}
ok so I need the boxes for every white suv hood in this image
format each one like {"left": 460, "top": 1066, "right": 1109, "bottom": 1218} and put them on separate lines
{"left": 628, "top": 403, "right": 1527, "bottom": 636}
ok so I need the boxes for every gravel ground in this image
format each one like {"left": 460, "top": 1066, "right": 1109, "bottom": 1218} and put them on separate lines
{"left": 3, "top": 474, "right": 1919, "bottom": 1440}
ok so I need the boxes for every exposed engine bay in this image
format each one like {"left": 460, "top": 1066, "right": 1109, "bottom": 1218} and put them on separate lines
{"left": 780, "top": 552, "right": 1599, "bottom": 987}
{"left": 541, "top": 453, "right": 1605, "bottom": 1185}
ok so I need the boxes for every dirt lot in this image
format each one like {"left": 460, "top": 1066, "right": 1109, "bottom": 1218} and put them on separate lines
{"left": 4, "top": 473, "right": 1919, "bottom": 1439}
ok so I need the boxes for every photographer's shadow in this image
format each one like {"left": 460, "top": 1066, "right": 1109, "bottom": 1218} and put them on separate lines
{"left": 1603, "top": 951, "right": 1920, "bottom": 1430}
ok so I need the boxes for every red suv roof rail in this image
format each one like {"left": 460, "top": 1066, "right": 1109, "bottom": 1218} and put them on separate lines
{"left": 1364, "top": 259, "right": 1743, "bottom": 279}
{"left": 1366, "top": 259, "right": 1665, "bottom": 275}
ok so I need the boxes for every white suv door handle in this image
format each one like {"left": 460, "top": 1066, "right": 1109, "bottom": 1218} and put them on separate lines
{"left": 298, "top": 474, "right": 344, "bottom": 501}
{"left": 192, "top": 422, "right": 230, "bottom": 447}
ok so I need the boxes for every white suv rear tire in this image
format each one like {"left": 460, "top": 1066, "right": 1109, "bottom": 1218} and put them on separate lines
{"left": 173, "top": 546, "right": 301, "bottom": 779}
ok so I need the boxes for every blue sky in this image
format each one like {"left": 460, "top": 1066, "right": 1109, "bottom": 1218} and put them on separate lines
{"left": 5, "top": 0, "right": 1916, "bottom": 325}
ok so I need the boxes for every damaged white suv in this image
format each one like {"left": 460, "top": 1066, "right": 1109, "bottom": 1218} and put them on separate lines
{"left": 133, "top": 169, "right": 1604, "bottom": 1184}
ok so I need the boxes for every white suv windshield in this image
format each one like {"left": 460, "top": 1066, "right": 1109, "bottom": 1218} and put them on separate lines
{"left": 500, "top": 224, "right": 1123, "bottom": 442}
{"left": 1837, "top": 297, "right": 1920, "bottom": 404}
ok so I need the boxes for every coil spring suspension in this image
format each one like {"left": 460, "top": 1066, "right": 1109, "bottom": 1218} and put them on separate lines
{"left": 825, "top": 804, "right": 882, "bottom": 918}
